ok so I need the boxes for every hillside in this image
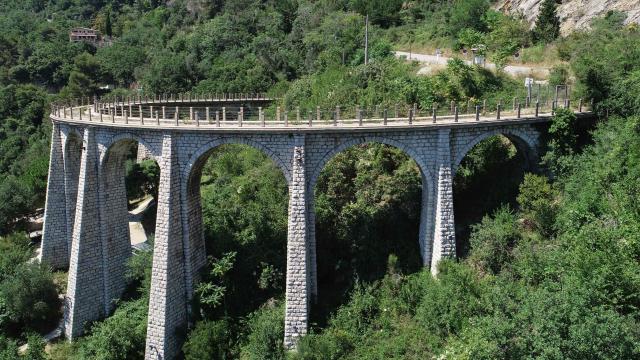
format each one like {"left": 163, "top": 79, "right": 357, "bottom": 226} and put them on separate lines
{"left": 0, "top": 1, "right": 639, "bottom": 359}
{"left": 497, "top": 0, "right": 640, "bottom": 35}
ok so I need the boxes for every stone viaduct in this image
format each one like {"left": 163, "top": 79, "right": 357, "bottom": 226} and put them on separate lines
{"left": 40, "top": 94, "right": 591, "bottom": 359}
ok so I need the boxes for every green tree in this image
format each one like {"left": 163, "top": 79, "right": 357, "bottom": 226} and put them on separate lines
{"left": 533, "top": 0, "right": 560, "bottom": 43}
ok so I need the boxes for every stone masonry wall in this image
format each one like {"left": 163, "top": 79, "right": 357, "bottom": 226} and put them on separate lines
{"left": 44, "top": 120, "right": 541, "bottom": 358}
{"left": 40, "top": 123, "right": 69, "bottom": 269}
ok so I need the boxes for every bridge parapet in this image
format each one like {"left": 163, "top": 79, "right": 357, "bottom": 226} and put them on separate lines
{"left": 50, "top": 95, "right": 592, "bottom": 131}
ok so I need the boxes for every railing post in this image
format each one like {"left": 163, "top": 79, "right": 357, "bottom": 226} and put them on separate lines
{"left": 222, "top": 107, "right": 226, "bottom": 122}
{"left": 408, "top": 107, "right": 413, "bottom": 124}
{"left": 195, "top": 111, "right": 199, "bottom": 127}
{"left": 497, "top": 102, "right": 501, "bottom": 120}
{"left": 162, "top": 106, "right": 166, "bottom": 120}
{"left": 175, "top": 106, "right": 179, "bottom": 126}
{"left": 215, "top": 111, "right": 220, "bottom": 127}
{"left": 517, "top": 102, "right": 521, "bottom": 118}
{"left": 124, "top": 110, "right": 128, "bottom": 124}
{"left": 432, "top": 104, "right": 437, "bottom": 123}
{"left": 296, "top": 106, "right": 300, "bottom": 124}
{"left": 308, "top": 110, "right": 312, "bottom": 127}
{"left": 284, "top": 109, "right": 289, "bottom": 127}
{"left": 189, "top": 107, "right": 193, "bottom": 122}
{"left": 579, "top": 98, "right": 583, "bottom": 112}
{"left": 383, "top": 108, "right": 388, "bottom": 125}
{"left": 475, "top": 105, "right": 480, "bottom": 121}
{"left": 260, "top": 107, "right": 265, "bottom": 127}
{"left": 140, "top": 105, "right": 144, "bottom": 124}
{"left": 413, "top": 103, "right": 418, "bottom": 119}
{"left": 155, "top": 110, "right": 160, "bottom": 124}
{"left": 239, "top": 107, "right": 243, "bottom": 127}
{"left": 100, "top": 110, "right": 103, "bottom": 122}
{"left": 206, "top": 107, "right": 210, "bottom": 124}
{"left": 450, "top": 100, "right": 455, "bottom": 114}
{"left": 357, "top": 106, "right": 362, "bottom": 126}
{"left": 150, "top": 106, "right": 154, "bottom": 121}
{"left": 79, "top": 107, "right": 82, "bottom": 120}
{"left": 482, "top": 99, "right": 487, "bottom": 115}
{"left": 454, "top": 106, "right": 458, "bottom": 122}
{"left": 551, "top": 100, "right": 556, "bottom": 115}
{"left": 535, "top": 100, "right": 540, "bottom": 117}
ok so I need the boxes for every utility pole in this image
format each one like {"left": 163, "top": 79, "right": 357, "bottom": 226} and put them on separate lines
{"left": 364, "top": 14, "right": 369, "bottom": 65}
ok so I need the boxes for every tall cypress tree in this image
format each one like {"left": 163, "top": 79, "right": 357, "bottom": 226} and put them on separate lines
{"left": 533, "top": 0, "right": 560, "bottom": 43}
{"left": 105, "top": 10, "right": 112, "bottom": 37}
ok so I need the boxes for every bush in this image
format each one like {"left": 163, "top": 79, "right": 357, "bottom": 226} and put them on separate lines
{"left": 517, "top": 174, "right": 558, "bottom": 236}
{"left": 75, "top": 298, "right": 148, "bottom": 360}
{"left": 0, "top": 262, "right": 59, "bottom": 332}
{"left": 183, "top": 320, "right": 234, "bottom": 360}
{"left": 239, "top": 302, "right": 285, "bottom": 360}
{"left": 468, "top": 206, "right": 521, "bottom": 275}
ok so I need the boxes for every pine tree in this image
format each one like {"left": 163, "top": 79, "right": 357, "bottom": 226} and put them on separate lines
{"left": 533, "top": 0, "right": 560, "bottom": 43}
{"left": 105, "top": 10, "right": 112, "bottom": 37}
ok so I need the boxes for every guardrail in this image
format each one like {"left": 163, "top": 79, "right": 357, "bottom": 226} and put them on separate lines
{"left": 50, "top": 97, "right": 593, "bottom": 129}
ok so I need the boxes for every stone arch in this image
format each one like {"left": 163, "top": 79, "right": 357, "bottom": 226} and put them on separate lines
{"left": 101, "top": 132, "right": 159, "bottom": 165}
{"left": 453, "top": 129, "right": 539, "bottom": 174}
{"left": 180, "top": 137, "right": 291, "bottom": 303}
{"left": 309, "top": 136, "right": 433, "bottom": 190}
{"left": 98, "top": 134, "right": 160, "bottom": 312}
{"left": 308, "top": 136, "right": 436, "bottom": 299}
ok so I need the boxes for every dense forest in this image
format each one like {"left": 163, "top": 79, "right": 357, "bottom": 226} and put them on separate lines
{"left": 0, "top": 0, "right": 639, "bottom": 359}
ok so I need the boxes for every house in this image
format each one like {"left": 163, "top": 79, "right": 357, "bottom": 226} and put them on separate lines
{"left": 69, "top": 27, "right": 101, "bottom": 44}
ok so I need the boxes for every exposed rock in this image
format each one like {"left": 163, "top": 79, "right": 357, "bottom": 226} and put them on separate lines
{"left": 496, "top": 0, "right": 640, "bottom": 35}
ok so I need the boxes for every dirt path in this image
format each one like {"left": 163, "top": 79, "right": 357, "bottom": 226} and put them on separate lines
{"left": 395, "top": 51, "right": 550, "bottom": 78}
{"left": 129, "top": 196, "right": 154, "bottom": 248}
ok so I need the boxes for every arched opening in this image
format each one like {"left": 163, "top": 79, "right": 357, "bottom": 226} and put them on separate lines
{"left": 63, "top": 132, "right": 83, "bottom": 257}
{"left": 453, "top": 133, "right": 537, "bottom": 257}
{"left": 312, "top": 142, "right": 425, "bottom": 325}
{"left": 100, "top": 138, "right": 159, "bottom": 307}
{"left": 182, "top": 143, "right": 289, "bottom": 356}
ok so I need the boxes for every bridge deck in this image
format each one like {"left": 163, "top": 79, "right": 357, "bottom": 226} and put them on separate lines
{"left": 51, "top": 104, "right": 593, "bottom": 132}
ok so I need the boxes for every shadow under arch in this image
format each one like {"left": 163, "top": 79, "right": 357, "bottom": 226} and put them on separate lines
{"left": 99, "top": 134, "right": 160, "bottom": 313}
{"left": 452, "top": 129, "right": 539, "bottom": 258}
{"left": 180, "top": 138, "right": 291, "bottom": 305}
{"left": 309, "top": 137, "right": 433, "bottom": 325}
{"left": 453, "top": 129, "right": 539, "bottom": 175}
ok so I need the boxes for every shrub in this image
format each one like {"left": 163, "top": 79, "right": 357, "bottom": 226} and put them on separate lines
{"left": 75, "top": 298, "right": 148, "bottom": 360}
{"left": 183, "top": 320, "right": 234, "bottom": 360}
{"left": 517, "top": 174, "right": 558, "bottom": 236}
{"left": 468, "top": 206, "right": 521, "bottom": 274}
{"left": 239, "top": 302, "right": 285, "bottom": 360}
{"left": 0, "top": 262, "right": 59, "bottom": 332}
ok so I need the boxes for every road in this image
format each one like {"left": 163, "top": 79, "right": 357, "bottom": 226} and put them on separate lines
{"left": 395, "top": 51, "right": 550, "bottom": 78}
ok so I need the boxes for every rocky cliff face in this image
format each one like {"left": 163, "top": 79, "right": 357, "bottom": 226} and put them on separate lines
{"left": 496, "top": 0, "right": 640, "bottom": 35}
